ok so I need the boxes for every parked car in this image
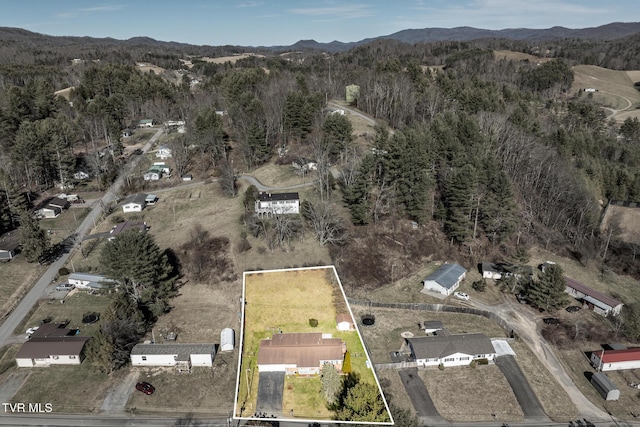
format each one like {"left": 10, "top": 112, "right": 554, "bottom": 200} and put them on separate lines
{"left": 135, "top": 381, "right": 155, "bottom": 395}
{"left": 26, "top": 326, "right": 39, "bottom": 336}
{"left": 566, "top": 305, "right": 582, "bottom": 313}
{"left": 55, "top": 283, "right": 74, "bottom": 291}
{"left": 543, "top": 318, "right": 560, "bottom": 325}
{"left": 454, "top": 292, "right": 469, "bottom": 300}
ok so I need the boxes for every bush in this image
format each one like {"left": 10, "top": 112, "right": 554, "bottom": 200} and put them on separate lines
{"left": 472, "top": 279, "right": 486, "bottom": 292}
{"left": 309, "top": 318, "right": 318, "bottom": 327}
{"left": 110, "top": 214, "right": 124, "bottom": 224}
{"left": 438, "top": 363, "right": 445, "bottom": 370}
{"left": 476, "top": 358, "right": 489, "bottom": 365}
{"left": 58, "top": 267, "right": 70, "bottom": 276}
{"left": 470, "top": 360, "right": 477, "bottom": 368}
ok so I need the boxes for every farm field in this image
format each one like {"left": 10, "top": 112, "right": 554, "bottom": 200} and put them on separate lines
{"left": 600, "top": 203, "right": 640, "bottom": 246}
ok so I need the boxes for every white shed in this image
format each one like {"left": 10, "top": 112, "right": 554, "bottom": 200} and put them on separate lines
{"left": 220, "top": 328, "right": 234, "bottom": 352}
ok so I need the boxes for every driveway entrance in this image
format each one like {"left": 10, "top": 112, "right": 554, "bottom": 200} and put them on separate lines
{"left": 256, "top": 371, "right": 284, "bottom": 418}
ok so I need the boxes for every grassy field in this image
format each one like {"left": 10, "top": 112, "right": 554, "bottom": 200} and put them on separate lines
{"left": 237, "top": 268, "right": 382, "bottom": 420}
{"left": 600, "top": 204, "right": 640, "bottom": 246}
{"left": 0, "top": 257, "right": 47, "bottom": 319}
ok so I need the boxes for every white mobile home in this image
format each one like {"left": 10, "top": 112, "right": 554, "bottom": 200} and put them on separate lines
{"left": 130, "top": 343, "right": 216, "bottom": 367}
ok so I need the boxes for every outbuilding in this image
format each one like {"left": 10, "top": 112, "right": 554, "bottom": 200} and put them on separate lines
{"left": 220, "top": 328, "right": 235, "bottom": 352}
{"left": 590, "top": 372, "right": 620, "bottom": 401}
{"left": 336, "top": 313, "right": 355, "bottom": 331}
{"left": 565, "top": 277, "right": 624, "bottom": 317}
{"left": 421, "top": 263, "right": 467, "bottom": 296}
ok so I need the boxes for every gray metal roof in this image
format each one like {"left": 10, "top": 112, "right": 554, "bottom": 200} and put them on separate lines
{"left": 407, "top": 333, "right": 495, "bottom": 359}
{"left": 423, "top": 263, "right": 467, "bottom": 289}
{"left": 69, "top": 273, "right": 115, "bottom": 283}
{"left": 131, "top": 343, "right": 215, "bottom": 361}
{"left": 122, "top": 193, "right": 148, "bottom": 206}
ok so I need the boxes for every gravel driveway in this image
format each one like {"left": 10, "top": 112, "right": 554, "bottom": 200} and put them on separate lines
{"left": 100, "top": 370, "right": 139, "bottom": 413}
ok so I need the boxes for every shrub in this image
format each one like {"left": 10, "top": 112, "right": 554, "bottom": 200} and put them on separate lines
{"left": 476, "top": 358, "right": 489, "bottom": 365}
{"left": 470, "top": 360, "right": 477, "bottom": 369}
{"left": 342, "top": 350, "right": 352, "bottom": 374}
{"left": 110, "top": 214, "right": 124, "bottom": 224}
{"left": 472, "top": 279, "right": 486, "bottom": 292}
{"left": 58, "top": 267, "right": 70, "bottom": 276}
{"left": 309, "top": 318, "right": 318, "bottom": 327}
{"left": 438, "top": 363, "right": 445, "bottom": 370}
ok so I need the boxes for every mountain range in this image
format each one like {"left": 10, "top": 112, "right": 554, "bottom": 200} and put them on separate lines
{"left": 1, "top": 21, "right": 640, "bottom": 53}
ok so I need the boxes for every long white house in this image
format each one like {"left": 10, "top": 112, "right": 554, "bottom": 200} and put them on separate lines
{"left": 406, "top": 333, "right": 496, "bottom": 367}
{"left": 68, "top": 273, "right": 116, "bottom": 290}
{"left": 255, "top": 192, "right": 300, "bottom": 215}
{"left": 591, "top": 348, "right": 640, "bottom": 371}
{"left": 130, "top": 343, "right": 216, "bottom": 368}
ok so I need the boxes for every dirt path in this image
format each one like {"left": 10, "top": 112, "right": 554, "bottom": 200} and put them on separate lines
{"left": 99, "top": 369, "right": 139, "bottom": 413}
{"left": 469, "top": 298, "right": 610, "bottom": 421}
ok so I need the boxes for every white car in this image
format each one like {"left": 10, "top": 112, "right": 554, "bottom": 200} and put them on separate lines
{"left": 454, "top": 292, "right": 469, "bottom": 301}
{"left": 26, "top": 326, "right": 39, "bottom": 336}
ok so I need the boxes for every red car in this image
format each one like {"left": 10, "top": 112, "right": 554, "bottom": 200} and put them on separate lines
{"left": 135, "top": 381, "right": 155, "bottom": 395}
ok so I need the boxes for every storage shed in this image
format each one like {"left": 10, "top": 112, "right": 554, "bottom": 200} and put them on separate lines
{"left": 590, "top": 372, "right": 620, "bottom": 401}
{"left": 220, "top": 328, "right": 234, "bottom": 352}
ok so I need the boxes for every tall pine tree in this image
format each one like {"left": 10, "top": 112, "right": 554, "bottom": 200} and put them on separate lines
{"left": 526, "top": 264, "right": 568, "bottom": 311}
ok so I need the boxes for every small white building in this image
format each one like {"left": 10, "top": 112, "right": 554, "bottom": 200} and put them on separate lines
{"left": 37, "top": 205, "right": 61, "bottom": 219}
{"left": 143, "top": 171, "right": 161, "bottom": 181}
{"left": 130, "top": 343, "right": 216, "bottom": 368}
{"left": 138, "top": 119, "right": 154, "bottom": 128}
{"left": 422, "top": 320, "right": 444, "bottom": 335}
{"left": 255, "top": 192, "right": 300, "bottom": 215}
{"left": 155, "top": 145, "right": 172, "bottom": 159}
{"left": 421, "top": 263, "right": 467, "bottom": 296}
{"left": 121, "top": 194, "right": 147, "bottom": 213}
{"left": 73, "top": 171, "right": 90, "bottom": 180}
{"left": 220, "top": 328, "right": 235, "bottom": 352}
{"left": 336, "top": 313, "right": 355, "bottom": 331}
{"left": 68, "top": 273, "right": 116, "bottom": 290}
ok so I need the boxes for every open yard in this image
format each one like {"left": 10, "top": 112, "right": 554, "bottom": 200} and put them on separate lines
{"left": 237, "top": 267, "right": 381, "bottom": 420}
{"left": 601, "top": 203, "right": 640, "bottom": 246}
{"left": 0, "top": 257, "right": 46, "bottom": 319}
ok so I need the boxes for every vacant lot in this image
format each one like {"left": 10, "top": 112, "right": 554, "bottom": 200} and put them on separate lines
{"left": 0, "top": 257, "right": 46, "bottom": 319}
{"left": 601, "top": 204, "right": 640, "bottom": 246}
{"left": 493, "top": 50, "right": 552, "bottom": 64}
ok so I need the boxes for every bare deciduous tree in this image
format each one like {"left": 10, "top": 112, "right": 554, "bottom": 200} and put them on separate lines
{"left": 302, "top": 200, "right": 347, "bottom": 246}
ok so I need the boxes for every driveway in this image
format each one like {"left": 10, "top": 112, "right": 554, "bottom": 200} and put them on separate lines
{"left": 100, "top": 369, "right": 139, "bottom": 413}
{"left": 495, "top": 355, "right": 548, "bottom": 420}
{"left": 0, "top": 371, "right": 30, "bottom": 404}
{"left": 255, "top": 371, "right": 284, "bottom": 417}
{"left": 398, "top": 368, "right": 445, "bottom": 424}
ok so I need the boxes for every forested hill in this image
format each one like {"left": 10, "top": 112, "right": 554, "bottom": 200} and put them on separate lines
{"left": 0, "top": 21, "right": 639, "bottom": 284}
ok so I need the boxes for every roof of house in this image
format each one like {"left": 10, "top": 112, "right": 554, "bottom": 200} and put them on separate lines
{"left": 406, "top": 333, "right": 495, "bottom": 359}
{"left": 336, "top": 313, "right": 354, "bottom": 324}
{"left": 0, "top": 231, "right": 20, "bottom": 251}
{"left": 41, "top": 205, "right": 62, "bottom": 214}
{"left": 423, "top": 263, "right": 467, "bottom": 289}
{"left": 30, "top": 323, "right": 77, "bottom": 339}
{"left": 592, "top": 348, "right": 640, "bottom": 363}
{"left": 258, "top": 192, "right": 299, "bottom": 202}
{"left": 481, "top": 262, "right": 504, "bottom": 273}
{"left": 565, "top": 277, "right": 623, "bottom": 309}
{"left": 110, "top": 221, "right": 146, "bottom": 237}
{"left": 48, "top": 197, "right": 70, "bottom": 208}
{"left": 131, "top": 343, "right": 215, "bottom": 361}
{"left": 122, "top": 193, "right": 148, "bottom": 206}
{"left": 68, "top": 272, "right": 115, "bottom": 283}
{"left": 258, "top": 333, "right": 344, "bottom": 368}
{"left": 422, "top": 320, "right": 444, "bottom": 330}
{"left": 16, "top": 337, "right": 89, "bottom": 359}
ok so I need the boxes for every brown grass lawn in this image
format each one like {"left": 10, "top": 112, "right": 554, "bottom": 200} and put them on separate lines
{"left": 558, "top": 347, "right": 640, "bottom": 420}
{"left": 376, "top": 369, "right": 414, "bottom": 413}
{"left": 493, "top": 50, "right": 553, "bottom": 64}
{"left": 601, "top": 204, "right": 640, "bottom": 246}
{"left": 420, "top": 365, "right": 523, "bottom": 422}
{"left": 0, "top": 257, "right": 47, "bottom": 319}
{"left": 237, "top": 268, "right": 380, "bottom": 419}
{"left": 40, "top": 208, "right": 91, "bottom": 244}
{"left": 127, "top": 352, "right": 238, "bottom": 416}
{"left": 10, "top": 363, "right": 122, "bottom": 413}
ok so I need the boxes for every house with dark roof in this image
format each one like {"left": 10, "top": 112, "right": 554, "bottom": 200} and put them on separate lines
{"left": 47, "top": 197, "right": 71, "bottom": 210}
{"left": 108, "top": 221, "right": 147, "bottom": 242}
{"left": 0, "top": 232, "right": 19, "bottom": 260}
{"left": 255, "top": 192, "right": 300, "bottom": 215}
{"left": 591, "top": 348, "right": 640, "bottom": 371}
{"left": 406, "top": 333, "right": 496, "bottom": 367}
{"left": 422, "top": 320, "right": 444, "bottom": 335}
{"left": 564, "top": 277, "right": 623, "bottom": 317}
{"left": 16, "top": 323, "right": 90, "bottom": 367}
{"left": 130, "top": 343, "right": 216, "bottom": 368}
{"left": 257, "top": 332, "right": 345, "bottom": 375}
{"left": 421, "top": 263, "right": 467, "bottom": 296}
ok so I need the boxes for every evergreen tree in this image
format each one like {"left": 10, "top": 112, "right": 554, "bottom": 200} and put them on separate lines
{"left": 100, "top": 231, "right": 176, "bottom": 319}
{"left": 18, "top": 210, "right": 50, "bottom": 263}
{"left": 526, "top": 264, "right": 568, "bottom": 311}
{"left": 480, "top": 169, "right": 517, "bottom": 242}
{"left": 343, "top": 154, "right": 374, "bottom": 225}
{"left": 444, "top": 164, "right": 477, "bottom": 243}
{"left": 334, "top": 382, "right": 390, "bottom": 422}
{"left": 322, "top": 113, "right": 354, "bottom": 161}
{"left": 320, "top": 363, "right": 341, "bottom": 405}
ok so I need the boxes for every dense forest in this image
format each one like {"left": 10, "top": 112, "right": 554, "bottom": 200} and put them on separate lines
{"left": 1, "top": 28, "right": 640, "bottom": 286}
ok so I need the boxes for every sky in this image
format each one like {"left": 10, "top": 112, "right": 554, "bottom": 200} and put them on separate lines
{"left": 3, "top": 0, "right": 639, "bottom": 47}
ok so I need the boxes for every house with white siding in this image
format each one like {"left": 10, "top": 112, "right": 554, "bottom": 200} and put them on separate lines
{"left": 421, "top": 263, "right": 467, "bottom": 296}
{"left": 591, "top": 348, "right": 640, "bottom": 371}
{"left": 255, "top": 192, "right": 300, "bottom": 215}
{"left": 130, "top": 343, "right": 216, "bottom": 368}
{"left": 406, "top": 333, "right": 496, "bottom": 367}
{"left": 16, "top": 323, "right": 89, "bottom": 367}
{"left": 121, "top": 193, "right": 147, "bottom": 213}
{"left": 68, "top": 273, "right": 116, "bottom": 290}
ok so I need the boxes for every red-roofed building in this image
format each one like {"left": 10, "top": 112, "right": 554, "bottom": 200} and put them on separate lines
{"left": 564, "top": 277, "right": 623, "bottom": 317}
{"left": 590, "top": 348, "right": 640, "bottom": 371}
